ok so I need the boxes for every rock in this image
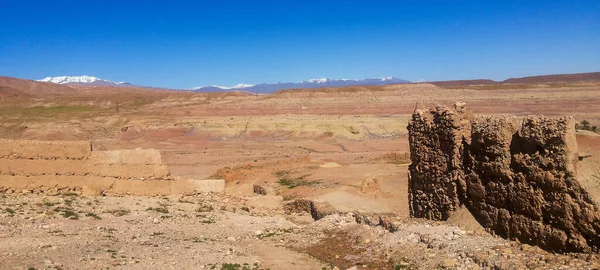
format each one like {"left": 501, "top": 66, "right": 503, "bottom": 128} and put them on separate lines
{"left": 440, "top": 258, "right": 457, "bottom": 268}
{"left": 227, "top": 237, "right": 236, "bottom": 241}
{"left": 359, "top": 177, "right": 381, "bottom": 194}
{"left": 454, "top": 101, "right": 467, "bottom": 112}
{"left": 152, "top": 218, "right": 160, "bottom": 224}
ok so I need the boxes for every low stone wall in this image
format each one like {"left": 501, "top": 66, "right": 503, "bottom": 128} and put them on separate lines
{"left": 407, "top": 105, "right": 600, "bottom": 253}
{"left": 0, "top": 139, "right": 224, "bottom": 196}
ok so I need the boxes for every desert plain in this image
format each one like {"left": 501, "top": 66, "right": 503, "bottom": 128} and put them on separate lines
{"left": 1, "top": 74, "right": 600, "bottom": 269}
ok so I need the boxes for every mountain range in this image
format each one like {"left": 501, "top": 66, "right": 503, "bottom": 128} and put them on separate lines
{"left": 37, "top": 76, "right": 411, "bottom": 93}
{"left": 38, "top": 76, "right": 131, "bottom": 86}
{"left": 191, "top": 77, "right": 411, "bottom": 93}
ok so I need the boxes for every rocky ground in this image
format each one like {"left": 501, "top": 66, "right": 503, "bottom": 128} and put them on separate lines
{"left": 1, "top": 79, "right": 600, "bottom": 269}
{"left": 1, "top": 193, "right": 599, "bottom": 270}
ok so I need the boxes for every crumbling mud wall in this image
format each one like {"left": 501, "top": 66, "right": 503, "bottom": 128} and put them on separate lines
{"left": 407, "top": 105, "right": 470, "bottom": 220}
{"left": 408, "top": 105, "right": 600, "bottom": 253}
{"left": 0, "top": 139, "right": 224, "bottom": 196}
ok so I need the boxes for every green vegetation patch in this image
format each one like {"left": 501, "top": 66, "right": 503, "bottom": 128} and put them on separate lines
{"left": 275, "top": 170, "right": 322, "bottom": 189}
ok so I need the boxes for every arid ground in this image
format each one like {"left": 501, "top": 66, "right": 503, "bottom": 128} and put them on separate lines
{"left": 1, "top": 75, "right": 600, "bottom": 269}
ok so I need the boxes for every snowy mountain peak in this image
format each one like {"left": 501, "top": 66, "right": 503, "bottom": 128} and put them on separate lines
{"left": 192, "top": 83, "right": 255, "bottom": 91}
{"left": 38, "top": 75, "right": 130, "bottom": 86}
{"left": 231, "top": 83, "right": 255, "bottom": 89}
{"left": 305, "top": 78, "right": 330, "bottom": 83}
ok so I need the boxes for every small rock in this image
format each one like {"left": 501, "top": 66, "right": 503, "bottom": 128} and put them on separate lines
{"left": 440, "top": 258, "right": 456, "bottom": 268}
{"left": 152, "top": 218, "right": 160, "bottom": 224}
{"left": 227, "top": 237, "right": 236, "bottom": 241}
{"left": 254, "top": 230, "right": 263, "bottom": 236}
{"left": 454, "top": 101, "right": 467, "bottom": 112}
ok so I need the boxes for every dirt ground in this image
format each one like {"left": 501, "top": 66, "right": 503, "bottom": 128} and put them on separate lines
{"left": 1, "top": 80, "right": 600, "bottom": 269}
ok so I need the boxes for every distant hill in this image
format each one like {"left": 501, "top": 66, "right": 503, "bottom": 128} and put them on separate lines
{"left": 430, "top": 72, "right": 600, "bottom": 88}
{"left": 429, "top": 79, "right": 498, "bottom": 88}
{"left": 502, "top": 72, "right": 600, "bottom": 84}
{"left": 0, "top": 76, "right": 82, "bottom": 96}
{"left": 0, "top": 76, "right": 189, "bottom": 106}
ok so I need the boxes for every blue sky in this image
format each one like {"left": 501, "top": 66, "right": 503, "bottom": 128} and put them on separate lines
{"left": 1, "top": 0, "right": 598, "bottom": 89}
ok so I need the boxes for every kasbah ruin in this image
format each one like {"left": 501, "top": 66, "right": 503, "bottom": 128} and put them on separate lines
{"left": 1, "top": 73, "right": 600, "bottom": 269}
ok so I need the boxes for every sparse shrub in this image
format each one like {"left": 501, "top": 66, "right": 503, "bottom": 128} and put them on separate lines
{"left": 85, "top": 213, "right": 102, "bottom": 220}
{"left": 218, "top": 262, "right": 263, "bottom": 270}
{"left": 277, "top": 173, "right": 321, "bottom": 189}
{"left": 274, "top": 170, "right": 290, "bottom": 178}
{"left": 60, "top": 210, "right": 79, "bottom": 220}
{"left": 44, "top": 201, "right": 57, "bottom": 207}
{"left": 221, "top": 263, "right": 242, "bottom": 270}
{"left": 5, "top": 208, "right": 15, "bottom": 216}
{"left": 63, "top": 198, "right": 74, "bottom": 206}
{"left": 576, "top": 120, "right": 599, "bottom": 133}
{"left": 196, "top": 204, "right": 214, "bottom": 212}
{"left": 53, "top": 206, "right": 79, "bottom": 219}
{"left": 104, "top": 208, "right": 131, "bottom": 217}
{"left": 178, "top": 199, "right": 195, "bottom": 204}
{"left": 147, "top": 207, "right": 169, "bottom": 214}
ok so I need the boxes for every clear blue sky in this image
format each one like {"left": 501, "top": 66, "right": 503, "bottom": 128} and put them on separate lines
{"left": 1, "top": 0, "right": 598, "bottom": 89}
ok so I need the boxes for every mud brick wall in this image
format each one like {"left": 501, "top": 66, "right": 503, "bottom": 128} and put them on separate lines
{"left": 0, "top": 140, "right": 170, "bottom": 180}
{"left": 0, "top": 139, "right": 224, "bottom": 195}
{"left": 408, "top": 107, "right": 600, "bottom": 252}
{"left": 407, "top": 106, "right": 470, "bottom": 220}
{"left": 465, "top": 116, "right": 600, "bottom": 252}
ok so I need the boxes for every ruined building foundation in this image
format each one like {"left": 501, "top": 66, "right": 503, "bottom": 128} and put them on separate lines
{"left": 0, "top": 139, "right": 224, "bottom": 196}
{"left": 408, "top": 104, "right": 600, "bottom": 253}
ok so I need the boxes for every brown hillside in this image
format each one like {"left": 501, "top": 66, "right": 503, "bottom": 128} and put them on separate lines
{"left": 429, "top": 79, "right": 498, "bottom": 88}
{"left": 0, "top": 76, "right": 83, "bottom": 96}
{"left": 502, "top": 72, "right": 600, "bottom": 84}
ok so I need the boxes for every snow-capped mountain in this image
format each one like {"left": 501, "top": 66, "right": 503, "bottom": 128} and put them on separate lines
{"left": 38, "top": 76, "right": 131, "bottom": 86}
{"left": 192, "top": 77, "right": 410, "bottom": 93}
{"left": 191, "top": 83, "right": 255, "bottom": 91}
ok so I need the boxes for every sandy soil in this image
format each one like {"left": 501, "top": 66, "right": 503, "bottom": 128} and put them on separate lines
{"left": 1, "top": 80, "right": 600, "bottom": 269}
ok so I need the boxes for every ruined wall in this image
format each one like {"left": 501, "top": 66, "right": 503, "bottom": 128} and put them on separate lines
{"left": 407, "top": 105, "right": 470, "bottom": 220}
{"left": 407, "top": 106, "right": 600, "bottom": 253}
{"left": 0, "top": 139, "right": 224, "bottom": 195}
